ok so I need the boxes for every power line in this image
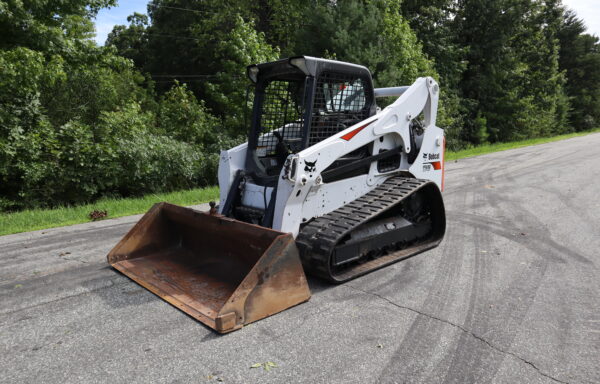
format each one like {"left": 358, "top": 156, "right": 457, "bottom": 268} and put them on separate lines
{"left": 152, "top": 79, "right": 242, "bottom": 83}
{"left": 150, "top": 74, "right": 243, "bottom": 78}
{"left": 144, "top": 31, "right": 204, "bottom": 41}
{"left": 150, "top": 75, "right": 244, "bottom": 83}
{"left": 153, "top": 79, "right": 211, "bottom": 83}
{"left": 147, "top": 3, "right": 223, "bottom": 15}
{"left": 112, "top": 4, "right": 251, "bottom": 43}
{"left": 151, "top": 74, "right": 221, "bottom": 78}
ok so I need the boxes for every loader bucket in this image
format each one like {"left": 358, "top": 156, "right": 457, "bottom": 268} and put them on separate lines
{"left": 107, "top": 202, "right": 311, "bottom": 333}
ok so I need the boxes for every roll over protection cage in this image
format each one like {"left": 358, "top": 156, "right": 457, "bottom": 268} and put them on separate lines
{"left": 244, "top": 56, "right": 377, "bottom": 186}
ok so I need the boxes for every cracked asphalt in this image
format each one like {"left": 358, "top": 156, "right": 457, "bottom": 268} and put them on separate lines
{"left": 1, "top": 133, "right": 600, "bottom": 384}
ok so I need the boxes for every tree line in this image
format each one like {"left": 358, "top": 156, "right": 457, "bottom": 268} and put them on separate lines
{"left": 1, "top": 0, "right": 599, "bottom": 211}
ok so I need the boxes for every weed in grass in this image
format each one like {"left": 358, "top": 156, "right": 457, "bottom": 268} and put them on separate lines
{"left": 88, "top": 210, "right": 108, "bottom": 221}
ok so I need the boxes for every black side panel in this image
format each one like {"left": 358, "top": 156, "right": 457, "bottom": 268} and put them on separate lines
{"left": 322, "top": 147, "right": 401, "bottom": 183}
{"left": 220, "top": 170, "right": 244, "bottom": 218}
{"left": 260, "top": 186, "right": 278, "bottom": 228}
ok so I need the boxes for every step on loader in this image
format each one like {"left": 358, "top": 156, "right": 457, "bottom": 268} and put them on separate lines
{"left": 107, "top": 56, "right": 446, "bottom": 333}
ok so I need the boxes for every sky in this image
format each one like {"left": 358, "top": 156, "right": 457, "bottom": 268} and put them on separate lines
{"left": 94, "top": 0, "right": 149, "bottom": 45}
{"left": 562, "top": 0, "right": 600, "bottom": 37}
{"left": 93, "top": 0, "right": 600, "bottom": 46}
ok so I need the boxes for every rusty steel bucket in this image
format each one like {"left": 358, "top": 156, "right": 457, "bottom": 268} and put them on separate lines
{"left": 107, "top": 202, "right": 311, "bottom": 333}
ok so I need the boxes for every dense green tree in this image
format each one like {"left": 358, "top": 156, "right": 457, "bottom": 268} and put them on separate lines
{"left": 292, "top": 0, "right": 466, "bottom": 146}
{"left": 197, "top": 15, "right": 279, "bottom": 133}
{"left": 0, "top": 0, "right": 222, "bottom": 210}
{"left": 401, "top": 0, "right": 466, "bottom": 89}
{"left": 399, "top": 0, "right": 468, "bottom": 149}
{"left": 0, "top": 51, "right": 220, "bottom": 209}
{"left": 557, "top": 10, "right": 600, "bottom": 130}
{"left": 294, "top": 0, "right": 436, "bottom": 87}
{"left": 456, "top": 0, "right": 568, "bottom": 143}
{"left": 107, "top": 0, "right": 278, "bottom": 135}
{"left": 106, "top": 13, "right": 150, "bottom": 69}
{"left": 247, "top": 0, "right": 305, "bottom": 55}
{"left": 0, "top": 0, "right": 115, "bottom": 54}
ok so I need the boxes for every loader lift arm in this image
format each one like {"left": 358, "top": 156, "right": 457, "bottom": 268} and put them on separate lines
{"left": 274, "top": 75, "right": 443, "bottom": 237}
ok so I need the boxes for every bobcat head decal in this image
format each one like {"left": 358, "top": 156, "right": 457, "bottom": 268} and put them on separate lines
{"left": 304, "top": 160, "right": 317, "bottom": 173}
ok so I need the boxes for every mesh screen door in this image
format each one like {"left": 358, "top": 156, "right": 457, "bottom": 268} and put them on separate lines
{"left": 309, "top": 72, "right": 370, "bottom": 146}
{"left": 256, "top": 80, "right": 305, "bottom": 157}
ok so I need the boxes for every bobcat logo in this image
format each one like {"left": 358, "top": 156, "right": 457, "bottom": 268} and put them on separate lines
{"left": 304, "top": 160, "right": 317, "bottom": 172}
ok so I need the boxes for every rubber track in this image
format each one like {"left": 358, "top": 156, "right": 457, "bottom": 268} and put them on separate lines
{"left": 296, "top": 176, "right": 441, "bottom": 282}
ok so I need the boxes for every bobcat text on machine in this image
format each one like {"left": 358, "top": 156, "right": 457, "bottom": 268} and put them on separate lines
{"left": 107, "top": 56, "right": 446, "bottom": 333}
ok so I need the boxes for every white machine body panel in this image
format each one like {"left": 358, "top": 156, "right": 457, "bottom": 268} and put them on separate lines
{"left": 218, "top": 77, "right": 444, "bottom": 237}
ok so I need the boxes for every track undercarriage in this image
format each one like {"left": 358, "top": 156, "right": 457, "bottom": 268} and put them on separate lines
{"left": 296, "top": 177, "right": 446, "bottom": 282}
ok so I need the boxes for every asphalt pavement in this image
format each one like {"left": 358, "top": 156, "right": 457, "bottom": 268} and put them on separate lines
{"left": 1, "top": 134, "right": 599, "bottom": 384}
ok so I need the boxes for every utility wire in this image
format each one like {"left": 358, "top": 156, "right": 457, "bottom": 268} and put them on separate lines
{"left": 114, "top": 4, "right": 251, "bottom": 43}
{"left": 147, "top": 3, "right": 226, "bottom": 15}
{"left": 143, "top": 31, "right": 205, "bottom": 41}
{"left": 151, "top": 74, "right": 221, "bottom": 78}
{"left": 150, "top": 74, "right": 243, "bottom": 78}
{"left": 152, "top": 79, "right": 211, "bottom": 83}
{"left": 151, "top": 75, "right": 244, "bottom": 83}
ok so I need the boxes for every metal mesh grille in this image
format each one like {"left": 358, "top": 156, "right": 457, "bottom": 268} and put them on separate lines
{"left": 256, "top": 80, "right": 305, "bottom": 157}
{"left": 309, "top": 72, "right": 369, "bottom": 146}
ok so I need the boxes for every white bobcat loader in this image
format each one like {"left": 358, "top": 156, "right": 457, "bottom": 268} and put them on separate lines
{"left": 107, "top": 56, "right": 446, "bottom": 333}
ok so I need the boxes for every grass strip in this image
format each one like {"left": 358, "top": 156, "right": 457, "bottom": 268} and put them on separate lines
{"left": 2, "top": 129, "right": 599, "bottom": 236}
{"left": 445, "top": 128, "right": 600, "bottom": 161}
{"left": 0, "top": 186, "right": 220, "bottom": 236}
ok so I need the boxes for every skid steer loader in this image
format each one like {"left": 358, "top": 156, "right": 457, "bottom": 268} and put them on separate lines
{"left": 107, "top": 56, "right": 446, "bottom": 333}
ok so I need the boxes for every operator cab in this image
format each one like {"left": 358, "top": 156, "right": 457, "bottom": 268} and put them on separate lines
{"left": 245, "top": 56, "right": 376, "bottom": 185}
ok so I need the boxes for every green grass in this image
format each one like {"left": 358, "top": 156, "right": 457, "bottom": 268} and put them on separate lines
{"left": 445, "top": 128, "right": 600, "bottom": 161}
{"left": 0, "top": 186, "right": 220, "bottom": 236}
{"left": 2, "top": 128, "right": 599, "bottom": 237}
